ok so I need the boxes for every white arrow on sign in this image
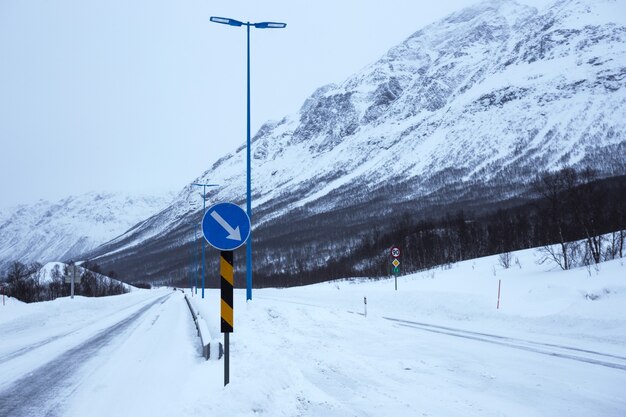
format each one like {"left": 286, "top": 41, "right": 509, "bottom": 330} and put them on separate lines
{"left": 210, "top": 210, "right": 242, "bottom": 241}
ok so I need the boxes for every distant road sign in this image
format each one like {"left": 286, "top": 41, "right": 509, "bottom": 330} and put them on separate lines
{"left": 392, "top": 259, "right": 400, "bottom": 268}
{"left": 64, "top": 270, "right": 81, "bottom": 284}
{"left": 64, "top": 276, "right": 81, "bottom": 284}
{"left": 391, "top": 247, "right": 401, "bottom": 258}
{"left": 202, "top": 202, "right": 251, "bottom": 251}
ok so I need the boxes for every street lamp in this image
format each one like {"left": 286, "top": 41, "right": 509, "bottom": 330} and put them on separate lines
{"left": 209, "top": 16, "right": 286, "bottom": 301}
{"left": 192, "top": 182, "right": 219, "bottom": 298}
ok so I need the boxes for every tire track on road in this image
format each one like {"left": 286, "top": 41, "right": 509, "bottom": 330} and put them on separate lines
{"left": 384, "top": 316, "right": 626, "bottom": 371}
{"left": 256, "top": 294, "right": 626, "bottom": 371}
{"left": 0, "top": 293, "right": 168, "bottom": 365}
{"left": 0, "top": 293, "right": 170, "bottom": 417}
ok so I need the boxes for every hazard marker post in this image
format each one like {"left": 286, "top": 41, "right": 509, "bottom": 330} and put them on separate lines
{"left": 202, "top": 202, "right": 251, "bottom": 386}
{"left": 364, "top": 296, "right": 367, "bottom": 317}
{"left": 221, "top": 250, "right": 234, "bottom": 385}
{"left": 497, "top": 279, "right": 502, "bottom": 309}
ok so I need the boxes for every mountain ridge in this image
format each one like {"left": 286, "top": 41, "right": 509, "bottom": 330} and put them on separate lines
{"left": 76, "top": 0, "right": 626, "bottom": 281}
{"left": 0, "top": 191, "right": 173, "bottom": 272}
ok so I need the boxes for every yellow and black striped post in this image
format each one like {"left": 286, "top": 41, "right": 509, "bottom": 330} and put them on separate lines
{"left": 221, "top": 251, "right": 234, "bottom": 333}
{"left": 220, "top": 250, "right": 234, "bottom": 386}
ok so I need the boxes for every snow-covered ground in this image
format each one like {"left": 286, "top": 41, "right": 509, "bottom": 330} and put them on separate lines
{"left": 1, "top": 248, "right": 625, "bottom": 417}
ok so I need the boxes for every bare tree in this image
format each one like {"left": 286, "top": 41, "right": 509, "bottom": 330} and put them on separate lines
{"left": 533, "top": 168, "right": 578, "bottom": 270}
{"left": 498, "top": 251, "right": 513, "bottom": 269}
{"left": 569, "top": 168, "right": 604, "bottom": 264}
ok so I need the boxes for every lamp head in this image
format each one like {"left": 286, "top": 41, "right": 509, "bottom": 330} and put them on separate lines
{"left": 210, "top": 16, "right": 244, "bottom": 27}
{"left": 254, "top": 22, "right": 287, "bottom": 29}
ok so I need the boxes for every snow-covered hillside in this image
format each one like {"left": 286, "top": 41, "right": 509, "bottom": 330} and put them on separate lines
{"left": 87, "top": 0, "right": 626, "bottom": 279}
{"left": 194, "top": 0, "right": 626, "bottom": 220}
{"left": 0, "top": 192, "right": 173, "bottom": 272}
{"left": 1, "top": 246, "right": 624, "bottom": 416}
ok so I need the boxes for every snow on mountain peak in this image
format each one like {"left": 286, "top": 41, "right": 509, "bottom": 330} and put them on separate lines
{"left": 0, "top": 192, "right": 173, "bottom": 271}
{"left": 85, "top": 0, "right": 626, "bottom": 274}
{"left": 202, "top": 0, "right": 620, "bottom": 212}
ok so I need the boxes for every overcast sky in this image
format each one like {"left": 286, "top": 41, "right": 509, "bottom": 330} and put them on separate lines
{"left": 0, "top": 0, "right": 553, "bottom": 208}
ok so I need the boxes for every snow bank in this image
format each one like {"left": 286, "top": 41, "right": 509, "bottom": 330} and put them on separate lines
{"left": 175, "top": 247, "right": 626, "bottom": 417}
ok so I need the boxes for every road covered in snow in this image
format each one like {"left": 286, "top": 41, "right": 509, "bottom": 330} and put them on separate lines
{"left": 0, "top": 288, "right": 199, "bottom": 417}
{"left": 1, "top": 248, "right": 625, "bottom": 417}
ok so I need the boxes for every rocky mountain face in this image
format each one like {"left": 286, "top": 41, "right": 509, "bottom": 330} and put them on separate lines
{"left": 86, "top": 0, "right": 626, "bottom": 283}
{"left": 0, "top": 192, "right": 172, "bottom": 273}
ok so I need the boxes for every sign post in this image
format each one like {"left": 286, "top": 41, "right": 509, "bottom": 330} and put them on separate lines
{"left": 221, "top": 251, "right": 234, "bottom": 386}
{"left": 202, "top": 202, "right": 251, "bottom": 386}
{"left": 64, "top": 264, "right": 81, "bottom": 299}
{"left": 71, "top": 266, "right": 75, "bottom": 299}
{"left": 391, "top": 247, "right": 401, "bottom": 290}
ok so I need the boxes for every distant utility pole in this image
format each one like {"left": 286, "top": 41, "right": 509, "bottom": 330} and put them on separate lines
{"left": 191, "top": 183, "right": 218, "bottom": 298}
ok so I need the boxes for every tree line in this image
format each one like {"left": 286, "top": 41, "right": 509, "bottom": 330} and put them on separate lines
{"left": 251, "top": 168, "right": 625, "bottom": 287}
{"left": 0, "top": 261, "right": 129, "bottom": 303}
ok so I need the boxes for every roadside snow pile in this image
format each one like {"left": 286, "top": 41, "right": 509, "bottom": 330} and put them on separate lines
{"left": 2, "top": 245, "right": 623, "bottom": 417}
{"left": 0, "top": 292, "right": 24, "bottom": 310}
{"left": 177, "top": 247, "right": 626, "bottom": 417}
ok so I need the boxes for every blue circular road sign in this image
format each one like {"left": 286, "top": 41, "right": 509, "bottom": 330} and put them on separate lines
{"left": 202, "top": 202, "right": 251, "bottom": 251}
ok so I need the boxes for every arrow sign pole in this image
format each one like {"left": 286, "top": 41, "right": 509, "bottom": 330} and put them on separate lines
{"left": 210, "top": 210, "right": 242, "bottom": 241}
{"left": 202, "top": 202, "right": 250, "bottom": 252}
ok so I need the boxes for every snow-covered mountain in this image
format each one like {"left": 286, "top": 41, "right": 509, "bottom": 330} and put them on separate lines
{"left": 88, "top": 0, "right": 626, "bottom": 281}
{"left": 0, "top": 192, "right": 173, "bottom": 272}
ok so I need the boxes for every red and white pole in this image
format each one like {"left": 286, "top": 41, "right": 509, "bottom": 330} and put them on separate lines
{"left": 497, "top": 279, "right": 501, "bottom": 309}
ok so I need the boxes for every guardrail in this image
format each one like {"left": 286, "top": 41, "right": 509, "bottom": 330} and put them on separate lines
{"left": 183, "top": 293, "right": 222, "bottom": 360}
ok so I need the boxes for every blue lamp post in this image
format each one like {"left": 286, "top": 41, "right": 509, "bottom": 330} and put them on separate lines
{"left": 209, "top": 16, "right": 286, "bottom": 301}
{"left": 188, "top": 221, "right": 201, "bottom": 297}
{"left": 191, "top": 182, "right": 219, "bottom": 298}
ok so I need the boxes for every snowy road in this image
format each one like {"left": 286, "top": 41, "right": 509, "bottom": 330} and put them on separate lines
{"left": 1, "top": 253, "right": 625, "bottom": 417}
{"left": 244, "top": 275, "right": 626, "bottom": 417}
{"left": 0, "top": 289, "right": 200, "bottom": 417}
{"left": 259, "top": 292, "right": 626, "bottom": 371}
{"left": 383, "top": 316, "right": 626, "bottom": 371}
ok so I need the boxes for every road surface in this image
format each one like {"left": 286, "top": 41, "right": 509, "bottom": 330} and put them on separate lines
{"left": 0, "top": 290, "right": 199, "bottom": 417}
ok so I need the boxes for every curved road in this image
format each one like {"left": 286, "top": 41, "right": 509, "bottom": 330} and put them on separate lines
{"left": 383, "top": 316, "right": 626, "bottom": 371}
{"left": 256, "top": 294, "right": 626, "bottom": 372}
{"left": 0, "top": 293, "right": 172, "bottom": 417}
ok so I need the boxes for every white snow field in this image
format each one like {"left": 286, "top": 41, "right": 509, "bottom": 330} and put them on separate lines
{"left": 1, "top": 248, "right": 625, "bottom": 417}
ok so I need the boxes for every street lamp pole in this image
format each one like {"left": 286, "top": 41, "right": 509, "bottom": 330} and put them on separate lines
{"left": 188, "top": 243, "right": 194, "bottom": 295}
{"left": 193, "top": 224, "right": 200, "bottom": 295}
{"left": 210, "top": 16, "right": 286, "bottom": 301}
{"left": 192, "top": 182, "right": 218, "bottom": 298}
{"left": 246, "top": 21, "right": 252, "bottom": 303}
{"left": 188, "top": 221, "right": 200, "bottom": 296}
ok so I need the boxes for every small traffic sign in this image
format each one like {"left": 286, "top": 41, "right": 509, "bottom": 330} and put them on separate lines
{"left": 391, "top": 247, "right": 401, "bottom": 258}
{"left": 64, "top": 275, "right": 82, "bottom": 284}
{"left": 392, "top": 259, "right": 400, "bottom": 268}
{"left": 202, "top": 202, "right": 251, "bottom": 251}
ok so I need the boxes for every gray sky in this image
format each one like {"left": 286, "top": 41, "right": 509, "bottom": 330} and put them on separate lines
{"left": 0, "top": 0, "right": 552, "bottom": 208}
